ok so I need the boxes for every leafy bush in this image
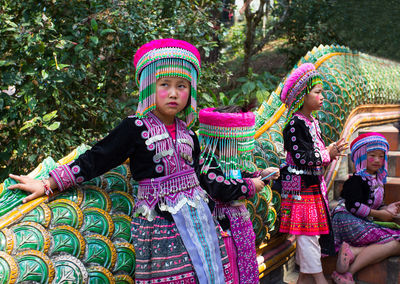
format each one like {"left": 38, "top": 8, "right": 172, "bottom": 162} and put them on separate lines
{"left": 0, "top": 0, "right": 224, "bottom": 179}
{"left": 281, "top": 0, "right": 400, "bottom": 65}
{"left": 279, "top": 0, "right": 338, "bottom": 65}
{"left": 202, "top": 68, "right": 279, "bottom": 108}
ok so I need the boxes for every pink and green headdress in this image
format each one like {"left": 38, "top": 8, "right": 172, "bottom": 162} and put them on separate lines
{"left": 134, "top": 38, "right": 201, "bottom": 127}
{"left": 198, "top": 107, "right": 256, "bottom": 178}
{"left": 280, "top": 63, "right": 322, "bottom": 126}
{"left": 350, "top": 132, "right": 389, "bottom": 183}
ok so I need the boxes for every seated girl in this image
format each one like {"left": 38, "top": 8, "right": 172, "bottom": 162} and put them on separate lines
{"left": 331, "top": 132, "right": 400, "bottom": 284}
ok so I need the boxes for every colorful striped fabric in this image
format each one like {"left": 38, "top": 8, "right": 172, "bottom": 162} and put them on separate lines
{"left": 280, "top": 184, "right": 330, "bottom": 235}
{"left": 332, "top": 210, "right": 400, "bottom": 251}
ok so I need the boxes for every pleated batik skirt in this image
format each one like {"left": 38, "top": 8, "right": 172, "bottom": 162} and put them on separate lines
{"left": 332, "top": 209, "right": 400, "bottom": 251}
{"left": 280, "top": 184, "right": 329, "bottom": 235}
{"left": 131, "top": 214, "right": 233, "bottom": 284}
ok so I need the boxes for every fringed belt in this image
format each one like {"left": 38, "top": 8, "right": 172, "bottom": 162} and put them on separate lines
{"left": 285, "top": 153, "right": 325, "bottom": 175}
{"left": 135, "top": 169, "right": 207, "bottom": 221}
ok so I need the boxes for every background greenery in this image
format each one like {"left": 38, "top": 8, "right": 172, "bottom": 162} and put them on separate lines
{"left": 1, "top": 0, "right": 399, "bottom": 179}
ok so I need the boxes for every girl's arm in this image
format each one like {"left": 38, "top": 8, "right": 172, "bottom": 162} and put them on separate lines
{"left": 283, "top": 116, "right": 330, "bottom": 167}
{"left": 369, "top": 208, "right": 395, "bottom": 222}
{"left": 198, "top": 157, "right": 257, "bottom": 202}
{"left": 382, "top": 201, "right": 400, "bottom": 214}
{"left": 8, "top": 175, "right": 57, "bottom": 203}
{"left": 341, "top": 175, "right": 378, "bottom": 219}
{"left": 9, "top": 117, "right": 137, "bottom": 202}
{"left": 242, "top": 167, "right": 280, "bottom": 180}
{"left": 375, "top": 201, "right": 400, "bottom": 221}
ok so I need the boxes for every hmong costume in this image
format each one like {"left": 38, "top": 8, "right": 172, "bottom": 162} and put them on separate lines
{"left": 280, "top": 112, "right": 331, "bottom": 236}
{"left": 332, "top": 132, "right": 400, "bottom": 251}
{"left": 198, "top": 108, "right": 259, "bottom": 284}
{"left": 279, "top": 63, "right": 335, "bottom": 262}
{"left": 49, "top": 39, "right": 233, "bottom": 284}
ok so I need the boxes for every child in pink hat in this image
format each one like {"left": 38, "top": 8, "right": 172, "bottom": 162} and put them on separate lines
{"left": 279, "top": 63, "right": 347, "bottom": 284}
{"left": 198, "top": 104, "right": 280, "bottom": 283}
{"left": 331, "top": 132, "right": 400, "bottom": 284}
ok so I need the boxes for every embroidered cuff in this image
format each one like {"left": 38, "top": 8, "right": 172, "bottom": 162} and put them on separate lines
{"left": 351, "top": 203, "right": 371, "bottom": 218}
{"left": 320, "top": 149, "right": 331, "bottom": 166}
{"left": 244, "top": 178, "right": 256, "bottom": 197}
{"left": 49, "top": 164, "right": 77, "bottom": 192}
{"left": 250, "top": 170, "right": 262, "bottom": 178}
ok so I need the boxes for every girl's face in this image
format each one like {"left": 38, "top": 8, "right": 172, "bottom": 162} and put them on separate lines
{"left": 154, "top": 77, "right": 190, "bottom": 124}
{"left": 303, "top": 84, "right": 324, "bottom": 112}
{"left": 366, "top": 149, "right": 385, "bottom": 174}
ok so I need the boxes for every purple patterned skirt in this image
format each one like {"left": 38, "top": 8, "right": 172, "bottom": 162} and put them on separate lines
{"left": 131, "top": 215, "right": 233, "bottom": 284}
{"left": 332, "top": 210, "right": 400, "bottom": 251}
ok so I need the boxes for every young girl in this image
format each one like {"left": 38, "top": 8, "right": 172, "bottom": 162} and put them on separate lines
{"left": 197, "top": 105, "right": 280, "bottom": 284}
{"left": 8, "top": 38, "right": 233, "bottom": 284}
{"left": 331, "top": 132, "right": 400, "bottom": 284}
{"left": 279, "top": 63, "right": 347, "bottom": 284}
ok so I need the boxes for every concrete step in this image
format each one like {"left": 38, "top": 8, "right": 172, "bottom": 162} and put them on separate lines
{"left": 359, "top": 125, "right": 399, "bottom": 151}
{"left": 322, "top": 255, "right": 400, "bottom": 284}
{"left": 280, "top": 254, "right": 335, "bottom": 284}
{"left": 388, "top": 151, "right": 400, "bottom": 178}
{"left": 384, "top": 177, "right": 400, "bottom": 205}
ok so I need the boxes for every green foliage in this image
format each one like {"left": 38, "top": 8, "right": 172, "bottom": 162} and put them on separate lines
{"left": 0, "top": 0, "right": 223, "bottom": 180}
{"left": 221, "top": 21, "right": 246, "bottom": 60}
{"left": 327, "top": 0, "right": 400, "bottom": 62}
{"left": 202, "top": 68, "right": 279, "bottom": 108}
{"left": 281, "top": 0, "right": 400, "bottom": 65}
{"left": 233, "top": 69, "right": 279, "bottom": 104}
{"left": 280, "top": 0, "right": 337, "bottom": 65}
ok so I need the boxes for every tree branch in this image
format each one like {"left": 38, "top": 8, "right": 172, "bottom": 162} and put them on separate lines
{"left": 240, "top": 0, "right": 253, "bottom": 15}
{"left": 253, "top": 0, "right": 266, "bottom": 27}
{"left": 251, "top": 1, "right": 290, "bottom": 56}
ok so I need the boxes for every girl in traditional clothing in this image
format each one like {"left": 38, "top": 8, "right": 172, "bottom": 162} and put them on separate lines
{"left": 279, "top": 63, "right": 347, "bottom": 284}
{"left": 8, "top": 38, "right": 233, "bottom": 284}
{"left": 198, "top": 104, "right": 280, "bottom": 284}
{"left": 331, "top": 132, "right": 400, "bottom": 284}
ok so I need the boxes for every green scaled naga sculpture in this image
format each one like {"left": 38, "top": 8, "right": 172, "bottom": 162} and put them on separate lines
{"left": 0, "top": 145, "right": 137, "bottom": 284}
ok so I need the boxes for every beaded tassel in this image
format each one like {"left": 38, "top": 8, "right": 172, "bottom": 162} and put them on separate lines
{"left": 136, "top": 57, "right": 198, "bottom": 127}
{"left": 199, "top": 120, "right": 256, "bottom": 179}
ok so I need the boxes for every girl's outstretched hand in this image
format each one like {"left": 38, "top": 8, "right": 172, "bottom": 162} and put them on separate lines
{"left": 386, "top": 201, "right": 400, "bottom": 216}
{"left": 261, "top": 167, "right": 280, "bottom": 181}
{"left": 328, "top": 138, "right": 349, "bottom": 160}
{"left": 7, "top": 174, "right": 46, "bottom": 203}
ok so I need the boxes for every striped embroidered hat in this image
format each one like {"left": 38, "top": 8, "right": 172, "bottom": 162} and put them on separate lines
{"left": 198, "top": 107, "right": 256, "bottom": 177}
{"left": 350, "top": 132, "right": 389, "bottom": 183}
{"left": 134, "top": 38, "right": 201, "bottom": 127}
{"left": 280, "top": 63, "right": 322, "bottom": 125}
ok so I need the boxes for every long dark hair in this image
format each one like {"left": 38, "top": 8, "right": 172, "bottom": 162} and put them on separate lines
{"left": 213, "top": 99, "right": 258, "bottom": 113}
